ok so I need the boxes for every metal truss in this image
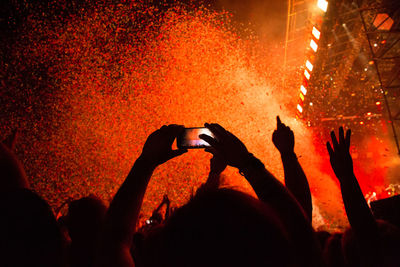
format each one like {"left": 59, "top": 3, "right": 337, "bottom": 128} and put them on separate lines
{"left": 358, "top": 0, "right": 400, "bottom": 154}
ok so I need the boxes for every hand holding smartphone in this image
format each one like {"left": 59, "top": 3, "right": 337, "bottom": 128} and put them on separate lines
{"left": 177, "top": 127, "right": 215, "bottom": 149}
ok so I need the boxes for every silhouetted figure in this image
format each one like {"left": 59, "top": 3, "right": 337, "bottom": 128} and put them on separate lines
{"left": 0, "top": 131, "right": 63, "bottom": 266}
{"left": 65, "top": 195, "right": 107, "bottom": 267}
{"left": 326, "top": 127, "right": 400, "bottom": 266}
{"left": 137, "top": 189, "right": 295, "bottom": 267}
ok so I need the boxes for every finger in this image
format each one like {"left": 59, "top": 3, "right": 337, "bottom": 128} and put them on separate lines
{"left": 205, "top": 123, "right": 226, "bottom": 139}
{"left": 168, "top": 148, "right": 188, "bottom": 159}
{"left": 330, "top": 130, "right": 339, "bottom": 151}
{"left": 339, "top": 127, "right": 345, "bottom": 145}
{"left": 345, "top": 129, "right": 351, "bottom": 150}
{"left": 204, "top": 147, "right": 218, "bottom": 155}
{"left": 199, "top": 134, "right": 218, "bottom": 148}
{"left": 326, "top": 141, "right": 334, "bottom": 157}
{"left": 277, "top": 116, "right": 284, "bottom": 130}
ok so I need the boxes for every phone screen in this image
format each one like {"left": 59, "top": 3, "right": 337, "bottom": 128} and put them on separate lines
{"left": 177, "top": 127, "right": 214, "bottom": 149}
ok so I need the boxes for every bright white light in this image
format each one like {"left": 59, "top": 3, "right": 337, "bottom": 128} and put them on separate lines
{"left": 309, "top": 102, "right": 313, "bottom": 106}
{"left": 297, "top": 104, "right": 303, "bottom": 113}
{"left": 300, "top": 85, "right": 307, "bottom": 95}
{"left": 374, "top": 43, "right": 378, "bottom": 47}
{"left": 317, "top": 0, "right": 328, "bottom": 12}
{"left": 312, "top": 26, "right": 321, "bottom": 40}
{"left": 304, "top": 69, "right": 311, "bottom": 80}
{"left": 306, "top": 60, "right": 313, "bottom": 71}
{"left": 310, "top": 39, "right": 318, "bottom": 52}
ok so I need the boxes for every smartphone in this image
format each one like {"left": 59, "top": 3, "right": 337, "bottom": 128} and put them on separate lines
{"left": 177, "top": 127, "right": 214, "bottom": 149}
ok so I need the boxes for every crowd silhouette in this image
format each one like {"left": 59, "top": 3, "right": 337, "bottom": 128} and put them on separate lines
{"left": 1, "top": 117, "right": 400, "bottom": 267}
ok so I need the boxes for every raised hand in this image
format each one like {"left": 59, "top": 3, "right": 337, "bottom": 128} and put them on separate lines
{"left": 140, "top": 125, "right": 188, "bottom": 167}
{"left": 199, "top": 123, "right": 249, "bottom": 169}
{"left": 272, "top": 116, "right": 294, "bottom": 155}
{"left": 162, "top": 194, "right": 170, "bottom": 204}
{"left": 326, "top": 127, "right": 353, "bottom": 180}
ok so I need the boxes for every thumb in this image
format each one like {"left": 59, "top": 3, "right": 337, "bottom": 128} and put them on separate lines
{"left": 168, "top": 149, "right": 188, "bottom": 160}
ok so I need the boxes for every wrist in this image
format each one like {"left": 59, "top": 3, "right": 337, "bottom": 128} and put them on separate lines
{"left": 136, "top": 155, "right": 158, "bottom": 170}
{"left": 238, "top": 153, "right": 264, "bottom": 175}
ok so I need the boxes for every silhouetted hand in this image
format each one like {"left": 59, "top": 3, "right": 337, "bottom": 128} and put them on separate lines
{"left": 140, "top": 125, "right": 187, "bottom": 167}
{"left": 205, "top": 147, "right": 227, "bottom": 174}
{"left": 199, "top": 123, "right": 249, "bottom": 169}
{"left": 2, "top": 130, "right": 18, "bottom": 151}
{"left": 162, "top": 194, "right": 170, "bottom": 204}
{"left": 272, "top": 116, "right": 294, "bottom": 155}
{"left": 326, "top": 127, "right": 353, "bottom": 180}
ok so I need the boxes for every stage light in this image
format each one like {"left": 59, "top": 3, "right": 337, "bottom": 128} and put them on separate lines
{"left": 306, "top": 60, "right": 313, "bottom": 71}
{"left": 360, "top": 121, "right": 364, "bottom": 125}
{"left": 374, "top": 43, "right": 378, "bottom": 47}
{"left": 373, "top": 13, "right": 394, "bottom": 30}
{"left": 304, "top": 69, "right": 311, "bottom": 80}
{"left": 367, "top": 112, "right": 372, "bottom": 115}
{"left": 310, "top": 39, "right": 318, "bottom": 52}
{"left": 299, "top": 93, "right": 305, "bottom": 101}
{"left": 300, "top": 85, "right": 307, "bottom": 95}
{"left": 309, "top": 102, "right": 313, "bottom": 106}
{"left": 312, "top": 26, "right": 321, "bottom": 40}
{"left": 317, "top": 0, "right": 328, "bottom": 12}
{"left": 369, "top": 61, "right": 374, "bottom": 65}
{"left": 297, "top": 104, "right": 303, "bottom": 113}
{"left": 376, "top": 101, "right": 381, "bottom": 105}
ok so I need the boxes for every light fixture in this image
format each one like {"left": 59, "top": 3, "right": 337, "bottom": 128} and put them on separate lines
{"left": 310, "top": 39, "right": 318, "bottom": 52}
{"left": 312, "top": 26, "right": 321, "bottom": 40}
{"left": 300, "top": 85, "right": 307, "bottom": 95}
{"left": 317, "top": 0, "right": 328, "bottom": 12}
{"left": 297, "top": 104, "right": 303, "bottom": 113}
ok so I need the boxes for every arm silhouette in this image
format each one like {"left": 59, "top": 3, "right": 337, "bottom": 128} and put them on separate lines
{"left": 327, "top": 127, "right": 380, "bottom": 266}
{"left": 272, "top": 116, "right": 312, "bottom": 220}
{"left": 99, "top": 125, "right": 187, "bottom": 267}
